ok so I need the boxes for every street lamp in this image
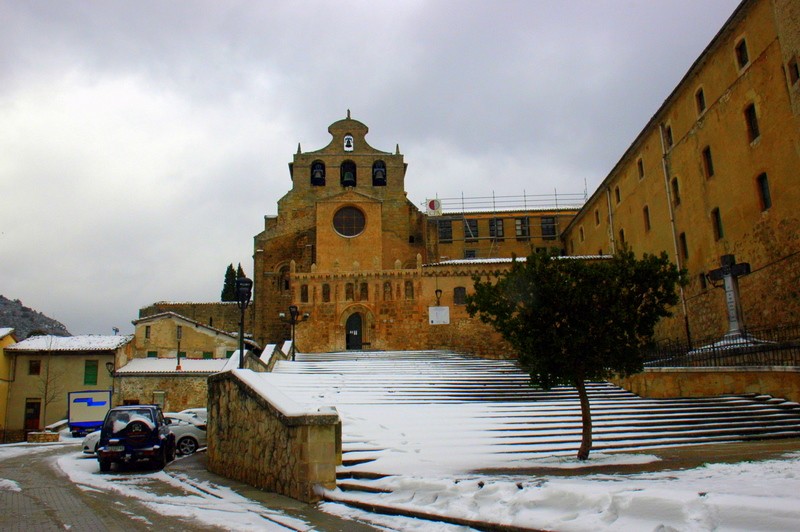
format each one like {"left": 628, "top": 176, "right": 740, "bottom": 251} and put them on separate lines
{"left": 105, "top": 361, "right": 115, "bottom": 407}
{"left": 278, "top": 305, "right": 309, "bottom": 361}
{"left": 235, "top": 277, "right": 253, "bottom": 369}
{"left": 435, "top": 288, "right": 443, "bottom": 306}
{"left": 176, "top": 325, "right": 183, "bottom": 371}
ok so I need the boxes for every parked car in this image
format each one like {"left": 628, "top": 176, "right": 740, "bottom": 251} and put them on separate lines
{"left": 82, "top": 430, "right": 100, "bottom": 455}
{"left": 164, "top": 412, "right": 207, "bottom": 455}
{"left": 96, "top": 405, "right": 176, "bottom": 472}
{"left": 179, "top": 407, "right": 207, "bottom": 422}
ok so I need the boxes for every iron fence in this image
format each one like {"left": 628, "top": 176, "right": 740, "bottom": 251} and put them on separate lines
{"left": 643, "top": 323, "right": 800, "bottom": 368}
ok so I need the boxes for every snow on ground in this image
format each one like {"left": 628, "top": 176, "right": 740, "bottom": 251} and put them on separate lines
{"left": 54, "top": 450, "right": 311, "bottom": 531}
{"left": 261, "top": 353, "right": 800, "bottom": 531}
{"left": 323, "top": 452, "right": 800, "bottom": 531}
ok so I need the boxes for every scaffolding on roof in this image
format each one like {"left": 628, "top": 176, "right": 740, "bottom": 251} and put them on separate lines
{"left": 422, "top": 189, "right": 586, "bottom": 214}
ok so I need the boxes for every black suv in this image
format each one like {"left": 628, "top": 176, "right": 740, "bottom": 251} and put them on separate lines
{"left": 96, "top": 405, "right": 176, "bottom": 472}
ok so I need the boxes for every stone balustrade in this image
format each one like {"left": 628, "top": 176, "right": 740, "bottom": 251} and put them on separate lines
{"left": 206, "top": 370, "right": 341, "bottom": 503}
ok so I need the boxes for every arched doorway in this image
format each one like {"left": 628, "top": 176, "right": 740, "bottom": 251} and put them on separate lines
{"left": 345, "top": 313, "right": 363, "bottom": 350}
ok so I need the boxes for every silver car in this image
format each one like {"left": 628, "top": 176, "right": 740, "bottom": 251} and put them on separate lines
{"left": 82, "top": 430, "right": 101, "bottom": 454}
{"left": 164, "top": 413, "right": 207, "bottom": 455}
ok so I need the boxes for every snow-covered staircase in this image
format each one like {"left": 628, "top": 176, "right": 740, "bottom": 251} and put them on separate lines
{"left": 269, "top": 350, "right": 800, "bottom": 527}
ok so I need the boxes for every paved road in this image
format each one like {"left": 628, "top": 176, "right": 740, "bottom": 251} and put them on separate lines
{"left": 0, "top": 442, "right": 379, "bottom": 531}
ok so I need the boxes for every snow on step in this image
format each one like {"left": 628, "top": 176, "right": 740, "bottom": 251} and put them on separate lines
{"left": 266, "top": 350, "right": 800, "bottom": 477}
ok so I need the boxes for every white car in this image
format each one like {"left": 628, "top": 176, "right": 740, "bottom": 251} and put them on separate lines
{"left": 164, "top": 412, "right": 207, "bottom": 455}
{"left": 82, "top": 430, "right": 101, "bottom": 455}
{"left": 179, "top": 408, "right": 207, "bottom": 422}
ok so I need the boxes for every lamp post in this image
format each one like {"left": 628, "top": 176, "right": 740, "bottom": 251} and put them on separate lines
{"left": 105, "top": 361, "right": 115, "bottom": 407}
{"left": 176, "top": 325, "right": 182, "bottom": 371}
{"left": 235, "top": 277, "right": 253, "bottom": 369}
{"left": 278, "top": 305, "right": 309, "bottom": 361}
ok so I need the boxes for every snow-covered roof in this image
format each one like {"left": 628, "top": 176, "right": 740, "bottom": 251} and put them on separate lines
{"left": 6, "top": 334, "right": 133, "bottom": 352}
{"left": 0, "top": 328, "right": 15, "bottom": 340}
{"left": 425, "top": 255, "right": 611, "bottom": 267}
{"left": 149, "top": 301, "right": 239, "bottom": 306}
{"left": 132, "top": 312, "right": 237, "bottom": 338}
{"left": 116, "top": 357, "right": 228, "bottom": 375}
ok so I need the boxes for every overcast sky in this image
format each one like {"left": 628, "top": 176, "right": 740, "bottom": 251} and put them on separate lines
{"left": 1, "top": 0, "right": 742, "bottom": 336}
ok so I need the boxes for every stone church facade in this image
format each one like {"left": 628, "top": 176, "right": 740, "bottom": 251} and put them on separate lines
{"left": 252, "top": 113, "right": 579, "bottom": 354}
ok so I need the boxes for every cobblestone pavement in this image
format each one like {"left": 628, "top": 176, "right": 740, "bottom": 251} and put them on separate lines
{"left": 0, "top": 442, "right": 379, "bottom": 531}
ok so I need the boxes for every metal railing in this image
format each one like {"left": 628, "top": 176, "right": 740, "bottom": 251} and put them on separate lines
{"left": 425, "top": 190, "right": 586, "bottom": 213}
{"left": 643, "top": 323, "right": 800, "bottom": 367}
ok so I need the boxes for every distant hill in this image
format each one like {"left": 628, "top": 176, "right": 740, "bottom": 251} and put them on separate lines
{"left": 0, "top": 295, "right": 71, "bottom": 339}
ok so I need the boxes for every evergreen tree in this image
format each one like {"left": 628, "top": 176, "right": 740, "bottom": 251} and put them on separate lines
{"left": 221, "top": 264, "right": 237, "bottom": 301}
{"left": 467, "top": 249, "right": 684, "bottom": 460}
{"left": 236, "top": 263, "right": 246, "bottom": 279}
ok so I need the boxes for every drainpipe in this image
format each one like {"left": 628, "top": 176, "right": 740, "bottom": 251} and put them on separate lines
{"left": 605, "top": 188, "right": 616, "bottom": 254}
{"left": 659, "top": 123, "right": 692, "bottom": 347}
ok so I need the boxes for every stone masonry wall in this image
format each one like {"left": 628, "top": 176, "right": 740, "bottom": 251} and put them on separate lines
{"left": 206, "top": 371, "right": 341, "bottom": 503}
{"left": 611, "top": 367, "right": 800, "bottom": 403}
{"left": 116, "top": 375, "right": 209, "bottom": 412}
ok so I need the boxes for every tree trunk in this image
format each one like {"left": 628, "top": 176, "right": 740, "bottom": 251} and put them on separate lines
{"left": 574, "top": 376, "right": 592, "bottom": 460}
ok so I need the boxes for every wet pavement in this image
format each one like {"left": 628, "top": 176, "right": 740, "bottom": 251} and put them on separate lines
{"left": 0, "top": 441, "right": 379, "bottom": 531}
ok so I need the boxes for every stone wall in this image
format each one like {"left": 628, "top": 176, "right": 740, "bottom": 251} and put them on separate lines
{"left": 139, "top": 302, "right": 253, "bottom": 334}
{"left": 116, "top": 375, "right": 210, "bottom": 412}
{"left": 207, "top": 371, "right": 341, "bottom": 503}
{"left": 611, "top": 367, "right": 800, "bottom": 403}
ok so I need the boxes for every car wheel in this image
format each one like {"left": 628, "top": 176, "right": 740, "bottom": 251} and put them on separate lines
{"left": 177, "top": 436, "right": 198, "bottom": 455}
{"left": 154, "top": 447, "right": 167, "bottom": 470}
{"left": 99, "top": 459, "right": 111, "bottom": 472}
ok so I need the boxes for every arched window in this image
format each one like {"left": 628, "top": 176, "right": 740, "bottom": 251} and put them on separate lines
{"left": 322, "top": 283, "right": 331, "bottom": 302}
{"left": 344, "top": 134, "right": 354, "bottom": 152}
{"left": 341, "top": 161, "right": 357, "bottom": 187}
{"left": 372, "top": 160, "right": 387, "bottom": 186}
{"left": 278, "top": 266, "right": 290, "bottom": 292}
{"left": 383, "top": 281, "right": 393, "bottom": 301}
{"left": 404, "top": 281, "right": 414, "bottom": 300}
{"left": 310, "top": 161, "right": 326, "bottom": 186}
{"left": 345, "top": 283, "right": 354, "bottom": 301}
{"left": 359, "top": 283, "right": 368, "bottom": 301}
